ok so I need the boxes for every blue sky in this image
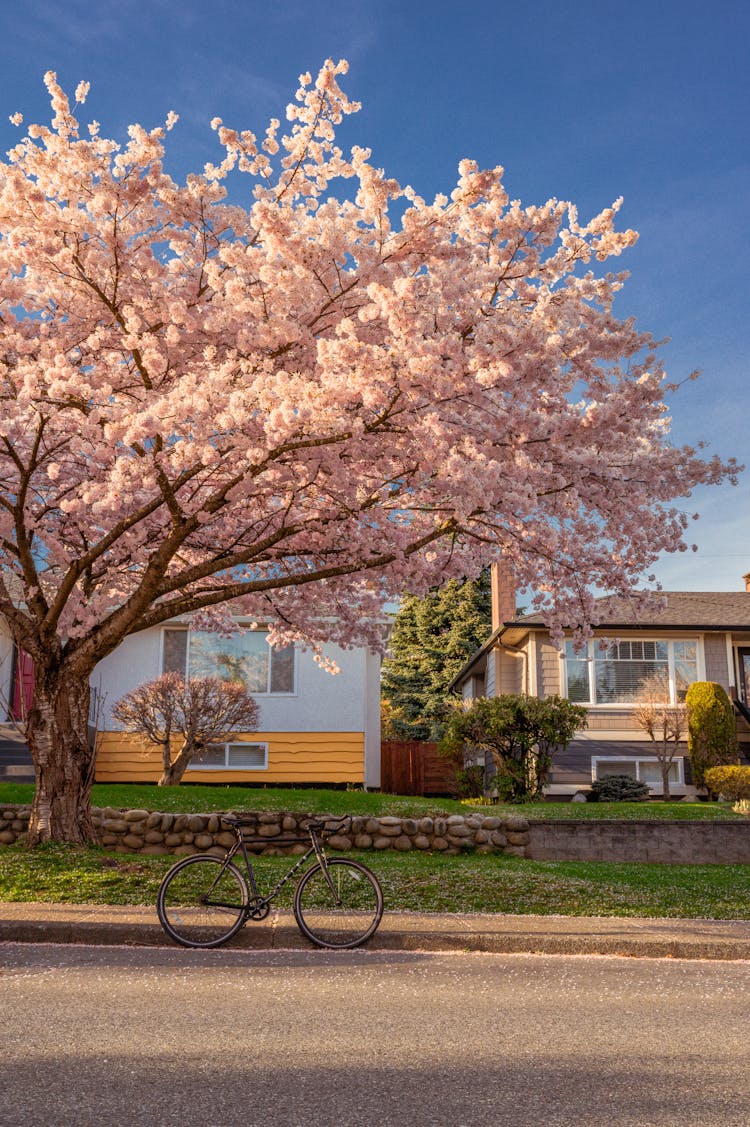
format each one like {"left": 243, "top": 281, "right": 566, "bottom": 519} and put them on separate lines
{"left": 1, "top": 0, "right": 748, "bottom": 591}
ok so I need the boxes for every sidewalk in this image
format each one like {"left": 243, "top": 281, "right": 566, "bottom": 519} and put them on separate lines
{"left": 2, "top": 902, "right": 750, "bottom": 959}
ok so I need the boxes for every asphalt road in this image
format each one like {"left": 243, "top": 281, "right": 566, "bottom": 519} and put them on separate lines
{"left": 1, "top": 943, "right": 749, "bottom": 1127}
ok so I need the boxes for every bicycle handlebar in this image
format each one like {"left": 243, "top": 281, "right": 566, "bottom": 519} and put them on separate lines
{"left": 303, "top": 816, "right": 349, "bottom": 833}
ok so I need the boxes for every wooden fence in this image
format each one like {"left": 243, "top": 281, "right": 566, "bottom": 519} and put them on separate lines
{"left": 380, "top": 740, "right": 458, "bottom": 797}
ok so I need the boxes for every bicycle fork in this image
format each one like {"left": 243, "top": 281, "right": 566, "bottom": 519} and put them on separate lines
{"left": 311, "top": 832, "right": 343, "bottom": 905}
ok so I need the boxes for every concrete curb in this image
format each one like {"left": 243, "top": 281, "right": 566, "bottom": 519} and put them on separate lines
{"left": 2, "top": 904, "right": 750, "bottom": 960}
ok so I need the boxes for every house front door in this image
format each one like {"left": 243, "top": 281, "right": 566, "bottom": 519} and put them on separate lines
{"left": 11, "top": 648, "right": 35, "bottom": 721}
{"left": 737, "top": 648, "right": 750, "bottom": 706}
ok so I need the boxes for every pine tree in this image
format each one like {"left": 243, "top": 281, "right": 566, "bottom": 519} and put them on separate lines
{"left": 381, "top": 573, "right": 493, "bottom": 740}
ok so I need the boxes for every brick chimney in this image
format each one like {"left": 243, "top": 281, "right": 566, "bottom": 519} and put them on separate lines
{"left": 490, "top": 561, "right": 516, "bottom": 630}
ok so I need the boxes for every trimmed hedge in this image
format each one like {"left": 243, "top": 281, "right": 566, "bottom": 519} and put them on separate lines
{"left": 704, "top": 765, "right": 750, "bottom": 802}
{"left": 588, "top": 774, "right": 650, "bottom": 802}
{"left": 686, "top": 681, "right": 739, "bottom": 788}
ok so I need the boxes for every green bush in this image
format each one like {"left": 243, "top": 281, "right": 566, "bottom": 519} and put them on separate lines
{"left": 455, "top": 764, "right": 485, "bottom": 799}
{"left": 589, "top": 774, "right": 650, "bottom": 802}
{"left": 440, "top": 694, "right": 586, "bottom": 802}
{"left": 685, "top": 682, "right": 739, "bottom": 789}
{"left": 703, "top": 765, "right": 750, "bottom": 802}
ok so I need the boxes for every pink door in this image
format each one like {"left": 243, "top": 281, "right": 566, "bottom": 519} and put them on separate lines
{"left": 11, "top": 649, "right": 34, "bottom": 720}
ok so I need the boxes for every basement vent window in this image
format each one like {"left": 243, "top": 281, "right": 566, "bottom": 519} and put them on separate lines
{"left": 191, "top": 742, "right": 268, "bottom": 771}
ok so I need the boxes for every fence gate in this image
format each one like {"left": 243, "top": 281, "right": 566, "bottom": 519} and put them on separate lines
{"left": 380, "top": 741, "right": 458, "bottom": 796}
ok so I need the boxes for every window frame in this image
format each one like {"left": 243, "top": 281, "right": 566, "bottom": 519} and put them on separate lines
{"left": 189, "top": 741, "right": 269, "bottom": 772}
{"left": 159, "top": 624, "right": 296, "bottom": 697}
{"left": 561, "top": 636, "right": 700, "bottom": 707}
{"left": 591, "top": 755, "right": 685, "bottom": 789}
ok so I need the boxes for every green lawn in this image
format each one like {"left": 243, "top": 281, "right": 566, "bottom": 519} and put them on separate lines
{"left": 1, "top": 841, "right": 749, "bottom": 919}
{"left": 3, "top": 782, "right": 748, "bottom": 918}
{"left": 1, "top": 781, "right": 745, "bottom": 821}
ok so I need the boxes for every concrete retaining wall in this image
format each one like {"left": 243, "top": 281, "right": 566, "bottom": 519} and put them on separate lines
{"left": 526, "top": 819, "right": 750, "bottom": 864}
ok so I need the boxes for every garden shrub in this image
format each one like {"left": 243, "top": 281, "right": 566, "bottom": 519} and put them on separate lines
{"left": 455, "top": 764, "right": 485, "bottom": 799}
{"left": 588, "top": 774, "right": 650, "bottom": 802}
{"left": 440, "top": 694, "right": 586, "bottom": 802}
{"left": 685, "top": 681, "right": 739, "bottom": 789}
{"left": 703, "top": 765, "right": 750, "bottom": 802}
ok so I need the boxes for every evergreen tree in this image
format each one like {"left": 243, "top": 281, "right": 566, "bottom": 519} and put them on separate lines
{"left": 381, "top": 573, "right": 493, "bottom": 740}
{"left": 685, "top": 681, "right": 739, "bottom": 790}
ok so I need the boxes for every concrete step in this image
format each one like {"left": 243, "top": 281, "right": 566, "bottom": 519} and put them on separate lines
{"left": 0, "top": 736, "right": 34, "bottom": 782}
{"left": 0, "top": 741, "right": 32, "bottom": 762}
{"left": 0, "top": 764, "right": 34, "bottom": 781}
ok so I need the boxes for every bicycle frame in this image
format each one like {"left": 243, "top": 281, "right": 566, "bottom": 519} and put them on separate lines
{"left": 204, "top": 824, "right": 339, "bottom": 914}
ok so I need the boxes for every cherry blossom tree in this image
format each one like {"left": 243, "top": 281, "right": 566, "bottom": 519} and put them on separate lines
{"left": 0, "top": 61, "right": 737, "bottom": 842}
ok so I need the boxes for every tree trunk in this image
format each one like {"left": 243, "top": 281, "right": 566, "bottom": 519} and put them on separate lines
{"left": 661, "top": 753, "right": 672, "bottom": 802}
{"left": 158, "top": 740, "right": 194, "bottom": 786}
{"left": 27, "top": 672, "right": 95, "bottom": 845}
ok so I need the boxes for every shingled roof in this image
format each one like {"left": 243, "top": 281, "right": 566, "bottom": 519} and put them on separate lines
{"left": 509, "top": 591, "right": 750, "bottom": 631}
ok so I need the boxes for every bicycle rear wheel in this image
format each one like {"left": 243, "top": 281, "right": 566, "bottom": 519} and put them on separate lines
{"left": 294, "top": 858, "right": 383, "bottom": 949}
{"left": 157, "top": 854, "right": 249, "bottom": 948}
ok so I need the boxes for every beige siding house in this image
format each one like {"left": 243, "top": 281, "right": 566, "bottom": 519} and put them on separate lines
{"left": 450, "top": 567, "right": 750, "bottom": 798}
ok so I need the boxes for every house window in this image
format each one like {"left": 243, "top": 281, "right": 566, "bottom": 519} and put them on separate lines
{"left": 593, "top": 756, "right": 683, "bottom": 788}
{"left": 191, "top": 742, "right": 268, "bottom": 770}
{"left": 564, "top": 639, "right": 697, "bottom": 705}
{"left": 162, "top": 627, "right": 295, "bottom": 695}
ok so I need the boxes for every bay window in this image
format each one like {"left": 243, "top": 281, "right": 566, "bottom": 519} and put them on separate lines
{"left": 563, "top": 638, "right": 697, "bottom": 706}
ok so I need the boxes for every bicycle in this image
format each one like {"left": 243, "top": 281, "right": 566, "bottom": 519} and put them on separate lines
{"left": 156, "top": 813, "right": 384, "bottom": 950}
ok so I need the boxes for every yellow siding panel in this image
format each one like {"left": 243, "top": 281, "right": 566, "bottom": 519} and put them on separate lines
{"left": 95, "top": 731, "right": 364, "bottom": 784}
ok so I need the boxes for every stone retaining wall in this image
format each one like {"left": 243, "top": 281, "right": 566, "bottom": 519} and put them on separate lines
{"left": 526, "top": 819, "right": 750, "bottom": 864}
{"left": 0, "top": 805, "right": 530, "bottom": 857}
{"left": 5, "top": 806, "right": 747, "bottom": 862}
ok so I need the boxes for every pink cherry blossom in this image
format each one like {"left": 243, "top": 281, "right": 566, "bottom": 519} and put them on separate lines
{"left": 0, "top": 60, "right": 738, "bottom": 842}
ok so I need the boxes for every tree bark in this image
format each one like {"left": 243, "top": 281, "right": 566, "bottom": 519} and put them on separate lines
{"left": 26, "top": 670, "right": 96, "bottom": 845}
{"left": 158, "top": 740, "right": 194, "bottom": 786}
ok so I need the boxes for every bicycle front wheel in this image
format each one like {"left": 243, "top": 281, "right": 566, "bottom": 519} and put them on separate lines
{"left": 294, "top": 858, "right": 383, "bottom": 949}
{"left": 157, "top": 855, "right": 249, "bottom": 948}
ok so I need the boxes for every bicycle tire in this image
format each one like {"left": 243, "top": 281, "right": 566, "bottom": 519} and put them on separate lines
{"left": 157, "top": 854, "right": 249, "bottom": 948}
{"left": 294, "top": 858, "right": 383, "bottom": 949}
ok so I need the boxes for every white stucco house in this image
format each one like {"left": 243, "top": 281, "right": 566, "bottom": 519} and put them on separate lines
{"left": 1, "top": 616, "right": 382, "bottom": 788}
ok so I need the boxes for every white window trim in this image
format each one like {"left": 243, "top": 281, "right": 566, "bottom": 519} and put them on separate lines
{"left": 190, "top": 741, "right": 269, "bottom": 771}
{"left": 561, "top": 637, "right": 700, "bottom": 708}
{"left": 160, "top": 624, "right": 297, "bottom": 697}
{"left": 591, "top": 755, "right": 685, "bottom": 788}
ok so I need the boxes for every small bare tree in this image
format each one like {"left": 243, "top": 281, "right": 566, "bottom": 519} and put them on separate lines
{"left": 112, "top": 673, "right": 260, "bottom": 786}
{"left": 633, "top": 672, "right": 686, "bottom": 801}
